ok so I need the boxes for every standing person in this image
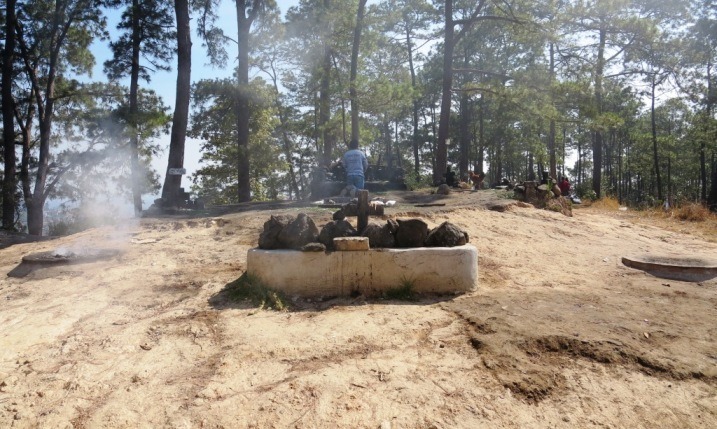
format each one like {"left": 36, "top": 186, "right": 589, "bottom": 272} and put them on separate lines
{"left": 559, "top": 177, "right": 571, "bottom": 196}
{"left": 444, "top": 166, "right": 457, "bottom": 187}
{"left": 343, "top": 139, "right": 369, "bottom": 190}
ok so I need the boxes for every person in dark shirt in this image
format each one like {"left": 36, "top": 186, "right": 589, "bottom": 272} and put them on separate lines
{"left": 444, "top": 166, "right": 457, "bottom": 187}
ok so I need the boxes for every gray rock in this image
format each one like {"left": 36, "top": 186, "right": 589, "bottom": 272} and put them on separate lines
{"left": 258, "top": 214, "right": 294, "bottom": 249}
{"left": 361, "top": 223, "right": 396, "bottom": 248}
{"left": 386, "top": 218, "right": 399, "bottom": 234}
{"left": 394, "top": 218, "right": 428, "bottom": 248}
{"left": 318, "top": 220, "right": 357, "bottom": 250}
{"left": 425, "top": 221, "right": 468, "bottom": 247}
{"left": 436, "top": 184, "right": 451, "bottom": 195}
{"left": 332, "top": 208, "right": 346, "bottom": 221}
{"left": 278, "top": 213, "right": 319, "bottom": 250}
{"left": 301, "top": 242, "right": 326, "bottom": 252}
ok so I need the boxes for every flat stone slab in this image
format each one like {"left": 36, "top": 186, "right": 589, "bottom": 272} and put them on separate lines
{"left": 334, "top": 237, "right": 369, "bottom": 251}
{"left": 7, "top": 248, "right": 121, "bottom": 278}
{"left": 622, "top": 254, "right": 717, "bottom": 282}
{"left": 247, "top": 245, "right": 478, "bottom": 297}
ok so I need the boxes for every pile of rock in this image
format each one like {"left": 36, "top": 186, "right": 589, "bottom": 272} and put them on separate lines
{"left": 257, "top": 213, "right": 469, "bottom": 252}
{"left": 514, "top": 180, "right": 572, "bottom": 217}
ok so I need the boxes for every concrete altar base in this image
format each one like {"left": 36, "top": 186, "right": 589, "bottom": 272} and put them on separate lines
{"left": 246, "top": 245, "right": 478, "bottom": 297}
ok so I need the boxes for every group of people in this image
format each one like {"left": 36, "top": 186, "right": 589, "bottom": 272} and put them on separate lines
{"left": 444, "top": 166, "right": 486, "bottom": 190}
{"left": 338, "top": 141, "right": 572, "bottom": 198}
{"left": 447, "top": 166, "right": 572, "bottom": 196}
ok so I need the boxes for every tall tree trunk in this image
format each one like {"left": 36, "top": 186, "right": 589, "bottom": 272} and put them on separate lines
{"left": 592, "top": 27, "right": 606, "bottom": 199}
{"left": 708, "top": 153, "right": 717, "bottom": 210}
{"left": 458, "top": 90, "right": 470, "bottom": 178}
{"left": 430, "top": 104, "right": 437, "bottom": 172}
{"left": 477, "top": 95, "right": 484, "bottom": 173}
{"left": 129, "top": 0, "right": 143, "bottom": 216}
{"left": 384, "top": 120, "right": 392, "bottom": 170}
{"left": 548, "top": 42, "right": 557, "bottom": 179}
{"left": 236, "top": 0, "right": 253, "bottom": 202}
{"left": 702, "top": 61, "right": 712, "bottom": 202}
{"left": 26, "top": 124, "right": 51, "bottom": 234}
{"left": 561, "top": 127, "right": 566, "bottom": 177}
{"left": 577, "top": 137, "right": 582, "bottom": 186}
{"left": 528, "top": 152, "right": 535, "bottom": 180}
{"left": 667, "top": 156, "right": 671, "bottom": 204}
{"left": 650, "top": 76, "right": 662, "bottom": 201}
{"left": 617, "top": 134, "right": 624, "bottom": 204}
{"left": 162, "top": 0, "right": 192, "bottom": 206}
{"left": 269, "top": 72, "right": 301, "bottom": 199}
{"left": 394, "top": 119, "right": 402, "bottom": 168}
{"left": 319, "top": 0, "right": 332, "bottom": 167}
{"left": 406, "top": 26, "right": 420, "bottom": 174}
{"left": 26, "top": 6, "right": 63, "bottom": 235}
{"left": 435, "top": 0, "right": 454, "bottom": 184}
{"left": 458, "top": 48, "right": 470, "bottom": 178}
{"left": 2, "top": 0, "right": 17, "bottom": 229}
{"left": 19, "top": 104, "right": 33, "bottom": 205}
{"left": 494, "top": 136, "right": 503, "bottom": 183}
{"left": 349, "top": 0, "right": 367, "bottom": 143}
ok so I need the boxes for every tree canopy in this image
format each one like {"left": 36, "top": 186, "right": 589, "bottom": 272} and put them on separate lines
{"left": 1, "top": 0, "right": 716, "bottom": 234}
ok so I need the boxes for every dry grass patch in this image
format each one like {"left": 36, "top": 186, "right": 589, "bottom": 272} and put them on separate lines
{"left": 674, "top": 203, "right": 711, "bottom": 222}
{"left": 584, "top": 201, "right": 717, "bottom": 243}
{"left": 585, "top": 197, "right": 621, "bottom": 210}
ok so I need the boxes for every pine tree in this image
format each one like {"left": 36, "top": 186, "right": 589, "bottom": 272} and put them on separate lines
{"left": 104, "top": 0, "right": 175, "bottom": 215}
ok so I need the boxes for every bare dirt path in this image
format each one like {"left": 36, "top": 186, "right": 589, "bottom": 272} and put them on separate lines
{"left": 1, "top": 189, "right": 716, "bottom": 428}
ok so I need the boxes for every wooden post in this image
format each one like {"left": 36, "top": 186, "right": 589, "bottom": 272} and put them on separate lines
{"left": 357, "top": 190, "right": 369, "bottom": 233}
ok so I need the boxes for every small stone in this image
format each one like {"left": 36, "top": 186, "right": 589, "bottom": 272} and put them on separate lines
{"left": 334, "top": 237, "right": 369, "bottom": 251}
{"left": 301, "top": 242, "right": 326, "bottom": 252}
{"left": 380, "top": 421, "right": 391, "bottom": 429}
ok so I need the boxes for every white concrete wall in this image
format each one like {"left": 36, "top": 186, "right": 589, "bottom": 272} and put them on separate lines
{"left": 246, "top": 245, "right": 478, "bottom": 297}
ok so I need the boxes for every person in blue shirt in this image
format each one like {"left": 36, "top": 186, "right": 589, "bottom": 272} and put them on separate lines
{"left": 342, "top": 139, "right": 368, "bottom": 190}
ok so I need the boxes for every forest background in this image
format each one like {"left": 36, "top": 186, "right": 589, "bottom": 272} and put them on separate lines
{"left": 0, "top": 0, "right": 716, "bottom": 236}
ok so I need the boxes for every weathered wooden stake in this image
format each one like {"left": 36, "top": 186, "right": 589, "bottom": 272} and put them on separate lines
{"left": 357, "top": 190, "right": 369, "bottom": 233}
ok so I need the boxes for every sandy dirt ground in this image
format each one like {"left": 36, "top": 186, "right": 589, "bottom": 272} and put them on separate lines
{"left": 1, "top": 189, "right": 716, "bottom": 428}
